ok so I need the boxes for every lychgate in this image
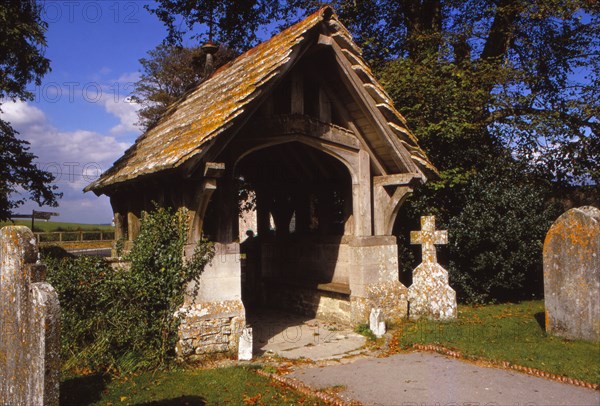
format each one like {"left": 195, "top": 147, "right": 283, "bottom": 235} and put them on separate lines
{"left": 85, "top": 6, "right": 438, "bottom": 359}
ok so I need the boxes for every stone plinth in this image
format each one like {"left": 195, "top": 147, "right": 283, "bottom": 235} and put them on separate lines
{"left": 543, "top": 206, "right": 600, "bottom": 342}
{"left": 0, "top": 226, "right": 60, "bottom": 405}
{"left": 177, "top": 242, "right": 245, "bottom": 359}
{"left": 175, "top": 300, "right": 245, "bottom": 359}
{"left": 408, "top": 216, "right": 456, "bottom": 320}
{"left": 349, "top": 236, "right": 408, "bottom": 323}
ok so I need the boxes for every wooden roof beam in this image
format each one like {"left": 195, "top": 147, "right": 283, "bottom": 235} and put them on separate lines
{"left": 318, "top": 79, "right": 387, "bottom": 176}
{"left": 373, "top": 173, "right": 424, "bottom": 188}
{"left": 326, "top": 39, "right": 421, "bottom": 176}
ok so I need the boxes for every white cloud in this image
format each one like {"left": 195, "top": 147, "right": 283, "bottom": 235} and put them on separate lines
{"left": 1, "top": 100, "right": 131, "bottom": 223}
{"left": 99, "top": 67, "right": 112, "bottom": 76}
{"left": 1, "top": 101, "right": 46, "bottom": 126}
{"left": 102, "top": 95, "right": 140, "bottom": 135}
{"left": 1, "top": 69, "right": 145, "bottom": 223}
{"left": 99, "top": 71, "right": 142, "bottom": 135}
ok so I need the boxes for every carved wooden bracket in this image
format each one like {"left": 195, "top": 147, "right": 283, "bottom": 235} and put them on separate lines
{"left": 373, "top": 173, "right": 423, "bottom": 236}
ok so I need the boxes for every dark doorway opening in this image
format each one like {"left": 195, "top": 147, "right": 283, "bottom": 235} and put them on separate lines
{"left": 235, "top": 142, "right": 353, "bottom": 317}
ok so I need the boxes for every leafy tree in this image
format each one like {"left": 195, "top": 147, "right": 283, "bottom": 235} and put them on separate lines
{"left": 145, "top": 1, "right": 281, "bottom": 51}
{"left": 291, "top": 0, "right": 599, "bottom": 185}
{"left": 396, "top": 157, "right": 562, "bottom": 303}
{"left": 132, "top": 43, "right": 235, "bottom": 130}
{"left": 0, "top": 0, "right": 61, "bottom": 221}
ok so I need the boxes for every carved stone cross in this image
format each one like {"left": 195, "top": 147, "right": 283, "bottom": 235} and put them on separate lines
{"left": 411, "top": 216, "right": 448, "bottom": 264}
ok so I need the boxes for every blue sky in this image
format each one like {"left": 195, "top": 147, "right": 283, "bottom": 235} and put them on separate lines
{"left": 3, "top": 1, "right": 169, "bottom": 224}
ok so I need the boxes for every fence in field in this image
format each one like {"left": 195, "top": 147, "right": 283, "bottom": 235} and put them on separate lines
{"left": 34, "top": 230, "right": 115, "bottom": 243}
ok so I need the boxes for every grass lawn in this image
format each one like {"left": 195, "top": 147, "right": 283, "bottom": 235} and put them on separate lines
{"left": 392, "top": 300, "right": 600, "bottom": 384}
{"left": 60, "top": 366, "right": 326, "bottom": 405}
{"left": 0, "top": 220, "right": 114, "bottom": 232}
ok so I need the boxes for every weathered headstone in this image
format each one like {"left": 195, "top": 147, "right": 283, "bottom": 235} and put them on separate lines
{"left": 543, "top": 206, "right": 600, "bottom": 342}
{"left": 408, "top": 216, "right": 456, "bottom": 320}
{"left": 0, "top": 226, "right": 60, "bottom": 405}
{"left": 369, "top": 308, "right": 385, "bottom": 338}
{"left": 238, "top": 326, "right": 253, "bottom": 361}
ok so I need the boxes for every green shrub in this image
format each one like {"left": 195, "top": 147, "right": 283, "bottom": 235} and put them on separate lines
{"left": 44, "top": 205, "right": 214, "bottom": 375}
{"left": 354, "top": 323, "right": 377, "bottom": 341}
{"left": 44, "top": 255, "right": 116, "bottom": 372}
{"left": 396, "top": 158, "right": 560, "bottom": 304}
{"left": 39, "top": 245, "right": 74, "bottom": 259}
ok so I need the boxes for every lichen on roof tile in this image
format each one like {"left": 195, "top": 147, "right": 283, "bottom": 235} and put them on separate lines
{"left": 86, "top": 6, "right": 436, "bottom": 193}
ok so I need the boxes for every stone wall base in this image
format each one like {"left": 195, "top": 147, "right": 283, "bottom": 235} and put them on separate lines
{"left": 265, "top": 281, "right": 352, "bottom": 324}
{"left": 351, "top": 280, "right": 408, "bottom": 323}
{"left": 176, "top": 300, "right": 245, "bottom": 361}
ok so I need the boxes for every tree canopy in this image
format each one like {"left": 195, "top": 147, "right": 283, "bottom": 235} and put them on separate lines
{"left": 145, "top": 1, "right": 281, "bottom": 51}
{"left": 306, "top": 0, "right": 598, "bottom": 185}
{"left": 132, "top": 44, "right": 235, "bottom": 130}
{"left": 0, "top": 0, "right": 61, "bottom": 221}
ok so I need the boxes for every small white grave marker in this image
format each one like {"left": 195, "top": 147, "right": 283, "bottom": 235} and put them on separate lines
{"left": 369, "top": 308, "right": 386, "bottom": 338}
{"left": 238, "top": 326, "right": 253, "bottom": 361}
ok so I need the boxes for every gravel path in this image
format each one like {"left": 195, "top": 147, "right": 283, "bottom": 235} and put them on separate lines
{"left": 288, "top": 352, "right": 600, "bottom": 406}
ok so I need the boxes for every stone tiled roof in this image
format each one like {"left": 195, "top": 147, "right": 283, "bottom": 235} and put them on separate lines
{"left": 86, "top": 6, "right": 436, "bottom": 193}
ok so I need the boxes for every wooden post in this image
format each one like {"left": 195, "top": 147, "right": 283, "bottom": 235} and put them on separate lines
{"left": 352, "top": 150, "right": 372, "bottom": 236}
{"left": 189, "top": 178, "right": 217, "bottom": 243}
{"left": 318, "top": 88, "right": 331, "bottom": 123}
{"left": 294, "top": 187, "right": 310, "bottom": 234}
{"left": 316, "top": 186, "right": 334, "bottom": 235}
{"left": 113, "top": 212, "right": 124, "bottom": 241}
{"left": 110, "top": 194, "right": 129, "bottom": 241}
{"left": 256, "top": 186, "right": 272, "bottom": 238}
{"left": 291, "top": 71, "right": 304, "bottom": 115}
{"left": 215, "top": 176, "right": 237, "bottom": 244}
{"left": 127, "top": 211, "right": 141, "bottom": 242}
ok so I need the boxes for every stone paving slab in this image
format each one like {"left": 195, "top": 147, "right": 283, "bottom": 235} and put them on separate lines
{"left": 249, "top": 310, "right": 366, "bottom": 361}
{"left": 288, "top": 352, "right": 600, "bottom": 405}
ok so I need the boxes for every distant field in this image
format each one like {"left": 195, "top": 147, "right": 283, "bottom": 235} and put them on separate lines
{"left": 0, "top": 220, "right": 114, "bottom": 233}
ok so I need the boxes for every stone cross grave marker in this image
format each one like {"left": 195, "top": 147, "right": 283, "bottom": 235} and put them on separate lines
{"left": 0, "top": 226, "right": 60, "bottom": 405}
{"left": 543, "top": 206, "right": 599, "bottom": 342}
{"left": 408, "top": 216, "right": 457, "bottom": 320}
